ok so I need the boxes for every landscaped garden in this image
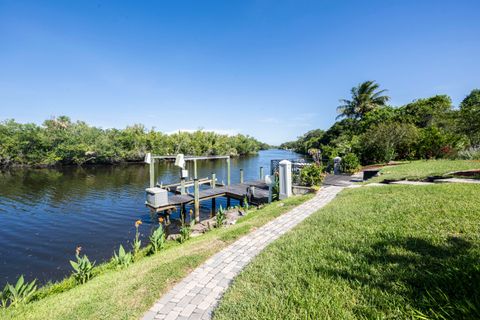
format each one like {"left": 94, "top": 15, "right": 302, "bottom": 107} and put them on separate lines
{"left": 214, "top": 183, "right": 480, "bottom": 319}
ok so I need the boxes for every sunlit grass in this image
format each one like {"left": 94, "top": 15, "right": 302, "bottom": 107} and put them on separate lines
{"left": 214, "top": 184, "right": 480, "bottom": 319}
{"left": 367, "top": 159, "right": 480, "bottom": 183}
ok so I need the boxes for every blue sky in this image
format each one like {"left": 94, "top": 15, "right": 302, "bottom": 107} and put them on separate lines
{"left": 1, "top": 0, "right": 479, "bottom": 145}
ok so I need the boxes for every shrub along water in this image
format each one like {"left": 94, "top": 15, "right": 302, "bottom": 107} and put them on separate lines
{"left": 0, "top": 116, "right": 269, "bottom": 167}
{"left": 281, "top": 83, "right": 480, "bottom": 166}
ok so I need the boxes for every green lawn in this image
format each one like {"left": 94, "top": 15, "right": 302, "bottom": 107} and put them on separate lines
{"left": 367, "top": 159, "right": 480, "bottom": 183}
{"left": 0, "top": 195, "right": 312, "bottom": 320}
{"left": 214, "top": 184, "right": 480, "bottom": 319}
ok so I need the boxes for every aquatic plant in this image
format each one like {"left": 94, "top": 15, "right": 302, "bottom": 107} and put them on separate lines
{"left": 0, "top": 275, "right": 37, "bottom": 308}
{"left": 216, "top": 205, "right": 226, "bottom": 228}
{"left": 132, "top": 220, "right": 142, "bottom": 256}
{"left": 149, "top": 224, "right": 166, "bottom": 253}
{"left": 0, "top": 286, "right": 8, "bottom": 308}
{"left": 112, "top": 245, "right": 132, "bottom": 268}
{"left": 243, "top": 196, "right": 249, "bottom": 211}
{"left": 70, "top": 247, "right": 95, "bottom": 284}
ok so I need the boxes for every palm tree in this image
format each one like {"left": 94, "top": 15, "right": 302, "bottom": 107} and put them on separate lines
{"left": 337, "top": 81, "right": 390, "bottom": 119}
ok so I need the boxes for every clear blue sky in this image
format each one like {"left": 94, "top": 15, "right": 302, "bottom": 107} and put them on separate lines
{"left": 1, "top": 0, "right": 479, "bottom": 145}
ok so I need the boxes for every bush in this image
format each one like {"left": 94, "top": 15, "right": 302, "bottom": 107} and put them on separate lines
{"left": 300, "top": 164, "right": 325, "bottom": 186}
{"left": 360, "top": 122, "right": 419, "bottom": 164}
{"left": 457, "top": 147, "right": 480, "bottom": 160}
{"left": 341, "top": 153, "right": 360, "bottom": 174}
{"left": 417, "top": 126, "right": 467, "bottom": 159}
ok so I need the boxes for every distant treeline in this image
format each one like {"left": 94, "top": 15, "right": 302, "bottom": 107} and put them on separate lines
{"left": 0, "top": 116, "right": 269, "bottom": 167}
{"left": 281, "top": 81, "right": 480, "bottom": 165}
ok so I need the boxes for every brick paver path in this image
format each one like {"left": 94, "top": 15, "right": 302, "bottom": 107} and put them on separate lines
{"left": 142, "top": 186, "right": 344, "bottom": 320}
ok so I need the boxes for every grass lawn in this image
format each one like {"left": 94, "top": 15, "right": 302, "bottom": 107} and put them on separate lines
{"left": 0, "top": 194, "right": 312, "bottom": 320}
{"left": 367, "top": 159, "right": 480, "bottom": 183}
{"left": 214, "top": 184, "right": 480, "bottom": 319}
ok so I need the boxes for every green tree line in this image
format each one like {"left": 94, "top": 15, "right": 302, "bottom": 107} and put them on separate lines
{"left": 0, "top": 116, "right": 269, "bottom": 167}
{"left": 281, "top": 81, "right": 480, "bottom": 165}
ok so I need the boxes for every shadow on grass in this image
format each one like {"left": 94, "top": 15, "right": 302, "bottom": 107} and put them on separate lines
{"left": 317, "top": 235, "right": 480, "bottom": 319}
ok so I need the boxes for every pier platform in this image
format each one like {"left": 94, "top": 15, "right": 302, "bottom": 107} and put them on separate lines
{"left": 146, "top": 180, "right": 270, "bottom": 213}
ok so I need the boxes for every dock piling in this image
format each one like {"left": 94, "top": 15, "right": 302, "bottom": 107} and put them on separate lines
{"left": 226, "top": 158, "right": 231, "bottom": 186}
{"left": 180, "top": 178, "right": 186, "bottom": 195}
{"left": 149, "top": 160, "right": 155, "bottom": 188}
{"left": 211, "top": 173, "right": 216, "bottom": 189}
{"left": 240, "top": 169, "right": 244, "bottom": 184}
{"left": 193, "top": 159, "right": 198, "bottom": 179}
{"left": 260, "top": 167, "right": 264, "bottom": 180}
{"left": 194, "top": 178, "right": 200, "bottom": 223}
{"left": 211, "top": 197, "right": 216, "bottom": 216}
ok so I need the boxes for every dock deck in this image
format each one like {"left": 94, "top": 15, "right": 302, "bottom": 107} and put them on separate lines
{"left": 146, "top": 180, "right": 270, "bottom": 212}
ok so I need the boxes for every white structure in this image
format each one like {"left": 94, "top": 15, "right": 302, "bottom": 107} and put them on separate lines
{"left": 145, "top": 187, "right": 168, "bottom": 208}
{"left": 334, "top": 156, "right": 342, "bottom": 175}
{"left": 174, "top": 153, "right": 185, "bottom": 168}
{"left": 279, "top": 160, "right": 292, "bottom": 200}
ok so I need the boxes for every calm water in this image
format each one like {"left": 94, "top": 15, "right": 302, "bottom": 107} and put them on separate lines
{"left": 0, "top": 149, "right": 300, "bottom": 287}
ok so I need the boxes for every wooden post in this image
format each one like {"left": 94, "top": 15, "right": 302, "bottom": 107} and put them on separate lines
{"left": 240, "top": 169, "right": 244, "bottom": 184}
{"left": 211, "top": 197, "right": 216, "bottom": 216}
{"left": 149, "top": 160, "right": 155, "bottom": 188}
{"left": 194, "top": 178, "right": 200, "bottom": 223}
{"left": 211, "top": 173, "right": 216, "bottom": 189}
{"left": 193, "top": 159, "right": 198, "bottom": 179}
{"left": 260, "top": 167, "right": 264, "bottom": 180}
{"left": 181, "top": 204, "right": 186, "bottom": 222}
{"left": 226, "top": 196, "right": 231, "bottom": 208}
{"left": 180, "top": 177, "right": 186, "bottom": 195}
{"left": 226, "top": 158, "right": 231, "bottom": 186}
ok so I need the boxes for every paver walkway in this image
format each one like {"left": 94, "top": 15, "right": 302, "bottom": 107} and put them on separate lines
{"left": 142, "top": 185, "right": 344, "bottom": 320}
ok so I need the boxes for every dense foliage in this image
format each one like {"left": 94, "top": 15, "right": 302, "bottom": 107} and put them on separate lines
{"left": 0, "top": 116, "right": 268, "bottom": 167}
{"left": 281, "top": 82, "right": 480, "bottom": 165}
{"left": 299, "top": 164, "right": 325, "bottom": 186}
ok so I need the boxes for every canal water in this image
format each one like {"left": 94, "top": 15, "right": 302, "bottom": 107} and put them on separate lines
{"left": 0, "top": 149, "right": 301, "bottom": 287}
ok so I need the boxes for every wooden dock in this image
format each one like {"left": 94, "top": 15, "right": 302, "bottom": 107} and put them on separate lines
{"left": 146, "top": 180, "right": 270, "bottom": 213}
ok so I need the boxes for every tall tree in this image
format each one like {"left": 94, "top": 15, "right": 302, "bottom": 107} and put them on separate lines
{"left": 459, "top": 89, "right": 480, "bottom": 146}
{"left": 337, "top": 81, "right": 390, "bottom": 119}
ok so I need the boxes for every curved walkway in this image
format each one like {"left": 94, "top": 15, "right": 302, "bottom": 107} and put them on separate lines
{"left": 142, "top": 185, "right": 344, "bottom": 320}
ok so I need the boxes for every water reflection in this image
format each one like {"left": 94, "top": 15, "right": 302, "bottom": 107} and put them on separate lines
{"left": 0, "top": 150, "right": 300, "bottom": 286}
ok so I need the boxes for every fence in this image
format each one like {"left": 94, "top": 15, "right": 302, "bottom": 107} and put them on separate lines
{"left": 270, "top": 158, "right": 311, "bottom": 186}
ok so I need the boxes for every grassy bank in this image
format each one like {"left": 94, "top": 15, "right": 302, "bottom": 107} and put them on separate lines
{"left": 214, "top": 184, "right": 480, "bottom": 319}
{"left": 0, "top": 194, "right": 312, "bottom": 320}
{"left": 368, "top": 159, "right": 480, "bottom": 183}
